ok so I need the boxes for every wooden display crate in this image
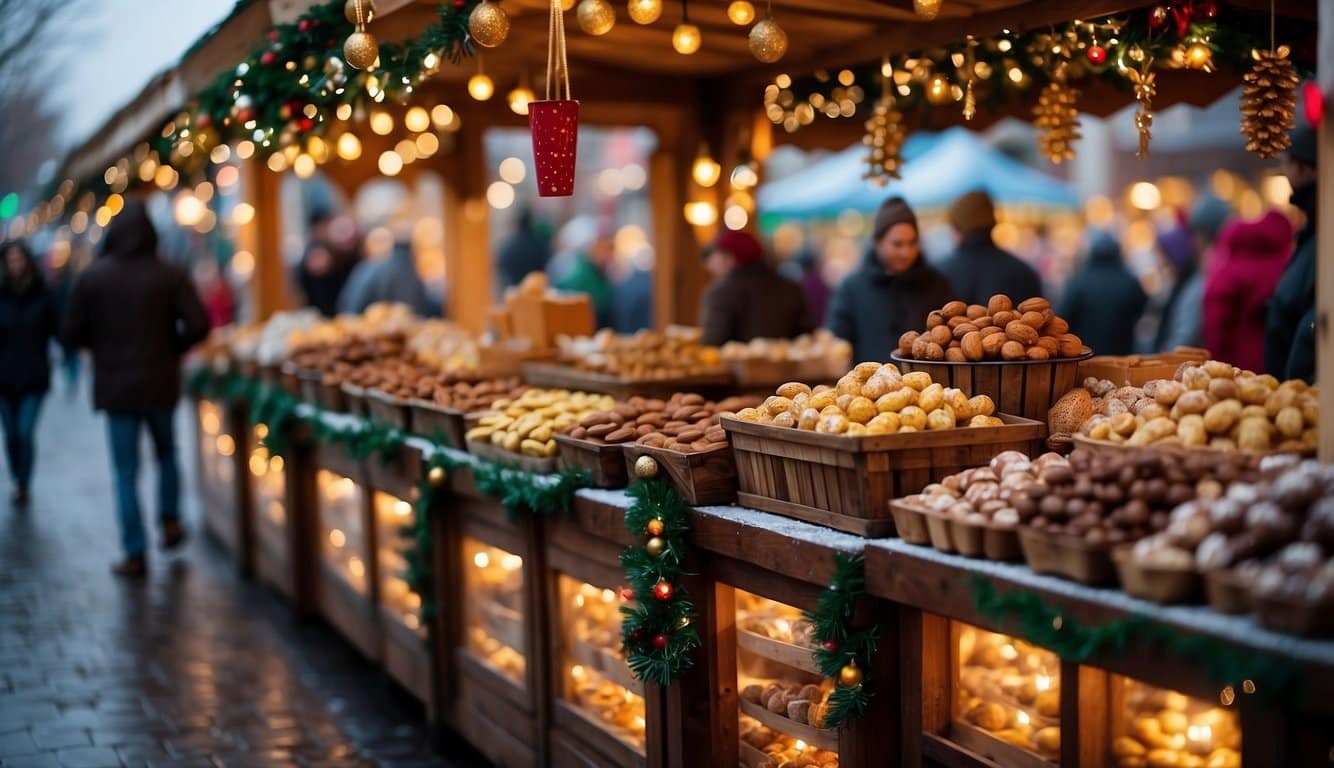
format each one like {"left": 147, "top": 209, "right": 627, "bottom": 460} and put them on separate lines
{"left": 340, "top": 382, "right": 371, "bottom": 418}
{"left": 555, "top": 434, "right": 629, "bottom": 489}
{"left": 194, "top": 396, "right": 251, "bottom": 576}
{"left": 250, "top": 421, "right": 316, "bottom": 617}
{"left": 1076, "top": 348, "right": 1209, "bottom": 387}
{"left": 366, "top": 388, "right": 413, "bottom": 432}
{"left": 721, "top": 415, "right": 1046, "bottom": 537}
{"left": 891, "top": 353, "right": 1090, "bottom": 422}
{"left": 412, "top": 400, "right": 469, "bottom": 449}
{"left": 621, "top": 443, "right": 737, "bottom": 506}
{"left": 312, "top": 443, "right": 382, "bottom": 663}
{"left": 521, "top": 361, "right": 734, "bottom": 401}
{"left": 443, "top": 468, "right": 549, "bottom": 768}
{"left": 545, "top": 504, "right": 663, "bottom": 768}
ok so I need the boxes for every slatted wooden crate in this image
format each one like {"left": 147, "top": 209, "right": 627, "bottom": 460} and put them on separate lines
{"left": 721, "top": 415, "right": 1046, "bottom": 537}
{"left": 890, "top": 353, "right": 1089, "bottom": 422}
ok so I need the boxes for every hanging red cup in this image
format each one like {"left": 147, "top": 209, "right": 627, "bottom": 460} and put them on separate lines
{"left": 530, "top": 0, "right": 579, "bottom": 197}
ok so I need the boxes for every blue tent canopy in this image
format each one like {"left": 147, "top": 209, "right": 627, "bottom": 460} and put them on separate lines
{"left": 758, "top": 127, "right": 1080, "bottom": 223}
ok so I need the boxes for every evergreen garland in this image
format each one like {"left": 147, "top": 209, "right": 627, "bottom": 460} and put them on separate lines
{"left": 804, "top": 553, "right": 878, "bottom": 728}
{"left": 619, "top": 478, "right": 700, "bottom": 687}
{"left": 971, "top": 576, "right": 1297, "bottom": 702}
{"left": 401, "top": 454, "right": 451, "bottom": 624}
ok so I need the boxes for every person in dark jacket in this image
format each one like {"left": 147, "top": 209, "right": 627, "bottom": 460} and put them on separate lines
{"left": 61, "top": 198, "right": 210, "bottom": 576}
{"left": 0, "top": 240, "right": 57, "bottom": 507}
{"left": 1265, "top": 124, "right": 1318, "bottom": 381}
{"left": 1058, "top": 232, "right": 1147, "bottom": 357}
{"left": 826, "top": 197, "right": 954, "bottom": 362}
{"left": 698, "top": 231, "right": 813, "bottom": 346}
{"left": 1150, "top": 222, "right": 1204, "bottom": 352}
{"left": 938, "top": 190, "right": 1041, "bottom": 306}
{"left": 297, "top": 209, "right": 355, "bottom": 317}
{"left": 497, "top": 207, "right": 552, "bottom": 290}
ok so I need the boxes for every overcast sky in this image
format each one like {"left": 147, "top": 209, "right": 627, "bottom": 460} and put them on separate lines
{"left": 51, "top": 0, "right": 236, "bottom": 148}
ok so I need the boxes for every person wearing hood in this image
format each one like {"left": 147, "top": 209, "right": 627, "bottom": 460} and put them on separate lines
{"left": 698, "top": 231, "right": 812, "bottom": 346}
{"left": 0, "top": 240, "right": 57, "bottom": 508}
{"left": 338, "top": 222, "right": 433, "bottom": 316}
{"left": 1057, "top": 233, "right": 1147, "bottom": 357}
{"left": 938, "top": 189, "right": 1042, "bottom": 306}
{"left": 1265, "top": 124, "right": 1318, "bottom": 381}
{"left": 1203, "top": 210, "right": 1292, "bottom": 373}
{"left": 826, "top": 197, "right": 954, "bottom": 362}
{"left": 1150, "top": 221, "right": 1205, "bottom": 352}
{"left": 61, "top": 197, "right": 210, "bottom": 576}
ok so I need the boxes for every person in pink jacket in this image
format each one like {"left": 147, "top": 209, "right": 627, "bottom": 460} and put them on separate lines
{"left": 1203, "top": 210, "right": 1293, "bottom": 373}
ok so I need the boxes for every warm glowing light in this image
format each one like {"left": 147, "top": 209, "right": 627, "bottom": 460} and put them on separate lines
{"left": 404, "top": 106, "right": 431, "bottom": 133}
{"left": 415, "top": 132, "right": 439, "bottom": 157}
{"left": 232, "top": 203, "right": 255, "bottom": 226}
{"left": 621, "top": 163, "right": 647, "bottom": 190}
{"left": 487, "top": 181, "right": 515, "bottom": 209}
{"left": 627, "top": 0, "right": 662, "bottom": 24}
{"left": 1084, "top": 194, "right": 1114, "bottom": 227}
{"left": 730, "top": 164, "right": 758, "bottom": 189}
{"left": 231, "top": 250, "right": 255, "bottom": 278}
{"left": 1128, "top": 181, "right": 1162, "bottom": 211}
{"left": 501, "top": 554, "right": 523, "bottom": 571}
{"left": 215, "top": 434, "right": 235, "bottom": 456}
{"left": 266, "top": 153, "right": 288, "bottom": 173}
{"left": 348, "top": 557, "right": 365, "bottom": 579}
{"left": 370, "top": 110, "right": 394, "bottom": 135}
{"left": 601, "top": 589, "right": 615, "bottom": 603}
{"left": 999, "top": 643, "right": 1019, "bottom": 661}
{"left": 794, "top": 739, "right": 807, "bottom": 752}
{"left": 1035, "top": 674, "right": 1051, "bottom": 692}
{"left": 692, "top": 150, "right": 721, "bottom": 187}
{"left": 200, "top": 409, "right": 221, "bottom": 435}
{"left": 329, "top": 529, "right": 346, "bottom": 548}
{"left": 473, "top": 551, "right": 491, "bottom": 569}
{"left": 235, "top": 140, "right": 255, "bottom": 159}
{"left": 723, "top": 205, "right": 749, "bottom": 230}
{"left": 571, "top": 664, "right": 587, "bottom": 681}
{"left": 393, "top": 500, "right": 412, "bottom": 518}
{"left": 378, "top": 151, "right": 403, "bottom": 176}
{"left": 468, "top": 73, "right": 495, "bottom": 101}
{"left": 1016, "top": 711, "right": 1031, "bottom": 726}
{"left": 672, "top": 23, "right": 701, "bottom": 54}
{"left": 215, "top": 165, "right": 239, "bottom": 189}
{"left": 684, "top": 201, "right": 717, "bottom": 226}
{"left": 394, "top": 139, "right": 419, "bottom": 163}
{"left": 1261, "top": 174, "right": 1292, "bottom": 206}
{"left": 574, "top": 593, "right": 586, "bottom": 608}
{"left": 499, "top": 157, "right": 526, "bottom": 184}
{"left": 336, "top": 132, "right": 362, "bottom": 161}
{"left": 210, "top": 145, "right": 231, "bottom": 164}
{"left": 173, "top": 193, "right": 206, "bottom": 228}
{"left": 726, "top": 0, "right": 755, "bottom": 24}
{"left": 431, "top": 104, "right": 455, "bottom": 128}
{"left": 293, "top": 153, "right": 316, "bottom": 178}
{"left": 249, "top": 453, "right": 268, "bottom": 476}
{"left": 507, "top": 85, "right": 535, "bottom": 115}
{"left": 154, "top": 165, "right": 178, "bottom": 190}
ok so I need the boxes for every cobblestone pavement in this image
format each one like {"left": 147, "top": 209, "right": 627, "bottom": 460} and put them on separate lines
{"left": 0, "top": 384, "right": 486, "bottom": 768}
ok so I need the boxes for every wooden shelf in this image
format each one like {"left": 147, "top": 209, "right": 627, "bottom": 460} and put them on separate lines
{"left": 735, "top": 627, "right": 822, "bottom": 676}
{"left": 738, "top": 698, "right": 839, "bottom": 752}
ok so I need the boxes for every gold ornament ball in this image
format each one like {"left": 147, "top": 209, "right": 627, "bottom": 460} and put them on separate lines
{"left": 1185, "top": 42, "right": 1213, "bottom": 69}
{"left": 577, "top": 0, "right": 616, "bottom": 35}
{"left": 926, "top": 73, "right": 953, "bottom": 105}
{"left": 839, "top": 662, "right": 863, "bottom": 687}
{"left": 626, "top": 0, "right": 662, "bottom": 25}
{"left": 726, "top": 0, "right": 755, "bottom": 25}
{"left": 345, "top": 0, "right": 375, "bottom": 25}
{"left": 748, "top": 18, "right": 788, "bottom": 64}
{"left": 645, "top": 536, "right": 666, "bottom": 558}
{"left": 646, "top": 518, "right": 665, "bottom": 536}
{"left": 672, "top": 22, "right": 701, "bottom": 54}
{"left": 343, "top": 31, "right": 379, "bottom": 70}
{"left": 469, "top": 0, "right": 511, "bottom": 48}
{"left": 428, "top": 466, "right": 447, "bottom": 487}
{"left": 913, "top": 0, "right": 942, "bottom": 19}
{"left": 634, "top": 454, "right": 659, "bottom": 479}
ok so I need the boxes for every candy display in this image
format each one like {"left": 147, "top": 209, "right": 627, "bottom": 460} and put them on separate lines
{"left": 464, "top": 389, "right": 615, "bottom": 458}
{"left": 895, "top": 295, "right": 1085, "bottom": 362}
{"left": 954, "top": 624, "right": 1062, "bottom": 762}
{"left": 1111, "top": 678, "right": 1241, "bottom": 768}
{"left": 463, "top": 539, "right": 526, "bottom": 683}
{"left": 734, "top": 362, "right": 1002, "bottom": 435}
{"left": 1074, "top": 362, "right": 1319, "bottom": 452}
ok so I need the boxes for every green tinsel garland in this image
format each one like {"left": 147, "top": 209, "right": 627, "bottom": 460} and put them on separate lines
{"left": 804, "top": 553, "right": 878, "bottom": 728}
{"left": 620, "top": 477, "right": 700, "bottom": 687}
{"left": 401, "top": 454, "right": 452, "bottom": 624}
{"left": 971, "top": 576, "right": 1297, "bottom": 701}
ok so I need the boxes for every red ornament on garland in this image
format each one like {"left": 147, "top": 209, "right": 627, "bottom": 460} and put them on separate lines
{"left": 646, "top": 518, "right": 665, "bottom": 537}
{"left": 298, "top": 117, "right": 315, "bottom": 132}
{"left": 454, "top": 0, "right": 466, "bottom": 7}
{"left": 821, "top": 639, "right": 840, "bottom": 652}
{"left": 298, "top": 19, "right": 312, "bottom": 31}
{"left": 268, "top": 29, "right": 281, "bottom": 42}
{"left": 652, "top": 633, "right": 668, "bottom": 650}
{"left": 261, "top": 51, "right": 278, "bottom": 65}
{"left": 235, "top": 108, "right": 256, "bottom": 124}
{"left": 1086, "top": 45, "right": 1107, "bottom": 65}
{"left": 1149, "top": 5, "right": 1169, "bottom": 29}
{"left": 652, "top": 579, "right": 673, "bottom": 601}
{"left": 619, "top": 586, "right": 635, "bottom": 601}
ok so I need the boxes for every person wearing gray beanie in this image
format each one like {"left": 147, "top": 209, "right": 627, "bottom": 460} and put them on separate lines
{"left": 1265, "top": 122, "right": 1319, "bottom": 382}
{"left": 825, "top": 196, "right": 954, "bottom": 362}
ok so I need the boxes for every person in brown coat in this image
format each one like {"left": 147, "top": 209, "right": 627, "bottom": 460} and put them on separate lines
{"left": 698, "top": 231, "right": 813, "bottom": 346}
{"left": 61, "top": 197, "right": 210, "bottom": 576}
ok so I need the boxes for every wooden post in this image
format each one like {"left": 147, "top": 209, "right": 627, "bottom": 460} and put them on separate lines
{"left": 1317, "top": 0, "right": 1333, "bottom": 458}
{"left": 649, "top": 149, "right": 684, "bottom": 329}
{"left": 241, "top": 158, "right": 287, "bottom": 320}
{"left": 441, "top": 120, "right": 493, "bottom": 334}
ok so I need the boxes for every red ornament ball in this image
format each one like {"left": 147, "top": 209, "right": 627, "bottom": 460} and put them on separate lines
{"left": 652, "top": 634, "right": 668, "bottom": 650}
{"left": 268, "top": 29, "right": 281, "bottom": 42}
{"left": 454, "top": 0, "right": 466, "bottom": 8}
{"left": 646, "top": 518, "right": 665, "bottom": 537}
{"left": 261, "top": 51, "right": 278, "bottom": 65}
{"left": 619, "top": 586, "right": 635, "bottom": 601}
{"left": 236, "top": 108, "right": 256, "bottom": 124}
{"left": 1149, "top": 5, "right": 1169, "bottom": 28}
{"left": 298, "top": 19, "right": 311, "bottom": 31}
{"left": 298, "top": 117, "right": 315, "bottom": 132}
{"left": 652, "top": 579, "right": 673, "bottom": 601}
{"left": 821, "top": 639, "right": 840, "bottom": 652}
{"left": 1086, "top": 45, "right": 1107, "bottom": 65}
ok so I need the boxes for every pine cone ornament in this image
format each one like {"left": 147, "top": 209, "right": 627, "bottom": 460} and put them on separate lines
{"left": 1034, "top": 82, "right": 1081, "bottom": 164}
{"left": 863, "top": 97, "right": 906, "bottom": 184}
{"left": 1240, "top": 45, "right": 1300, "bottom": 159}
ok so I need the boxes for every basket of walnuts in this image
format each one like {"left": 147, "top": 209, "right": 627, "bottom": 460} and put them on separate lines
{"left": 891, "top": 294, "right": 1091, "bottom": 422}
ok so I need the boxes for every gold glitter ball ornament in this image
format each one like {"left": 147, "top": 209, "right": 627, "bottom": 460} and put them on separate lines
{"left": 645, "top": 536, "right": 666, "bottom": 558}
{"left": 1033, "top": 81, "right": 1081, "bottom": 164}
{"left": 634, "top": 454, "right": 659, "bottom": 479}
{"left": 1240, "top": 45, "right": 1300, "bottom": 159}
{"left": 839, "top": 662, "right": 864, "bottom": 687}
{"left": 627, "top": 0, "right": 662, "bottom": 24}
{"left": 577, "top": 0, "right": 616, "bottom": 35}
{"left": 345, "top": 0, "right": 375, "bottom": 25}
{"left": 343, "top": 30, "right": 379, "bottom": 70}
{"left": 913, "top": 0, "right": 942, "bottom": 19}
{"left": 748, "top": 18, "right": 788, "bottom": 64}
{"left": 427, "top": 466, "right": 447, "bottom": 487}
{"left": 469, "top": 0, "right": 511, "bottom": 48}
